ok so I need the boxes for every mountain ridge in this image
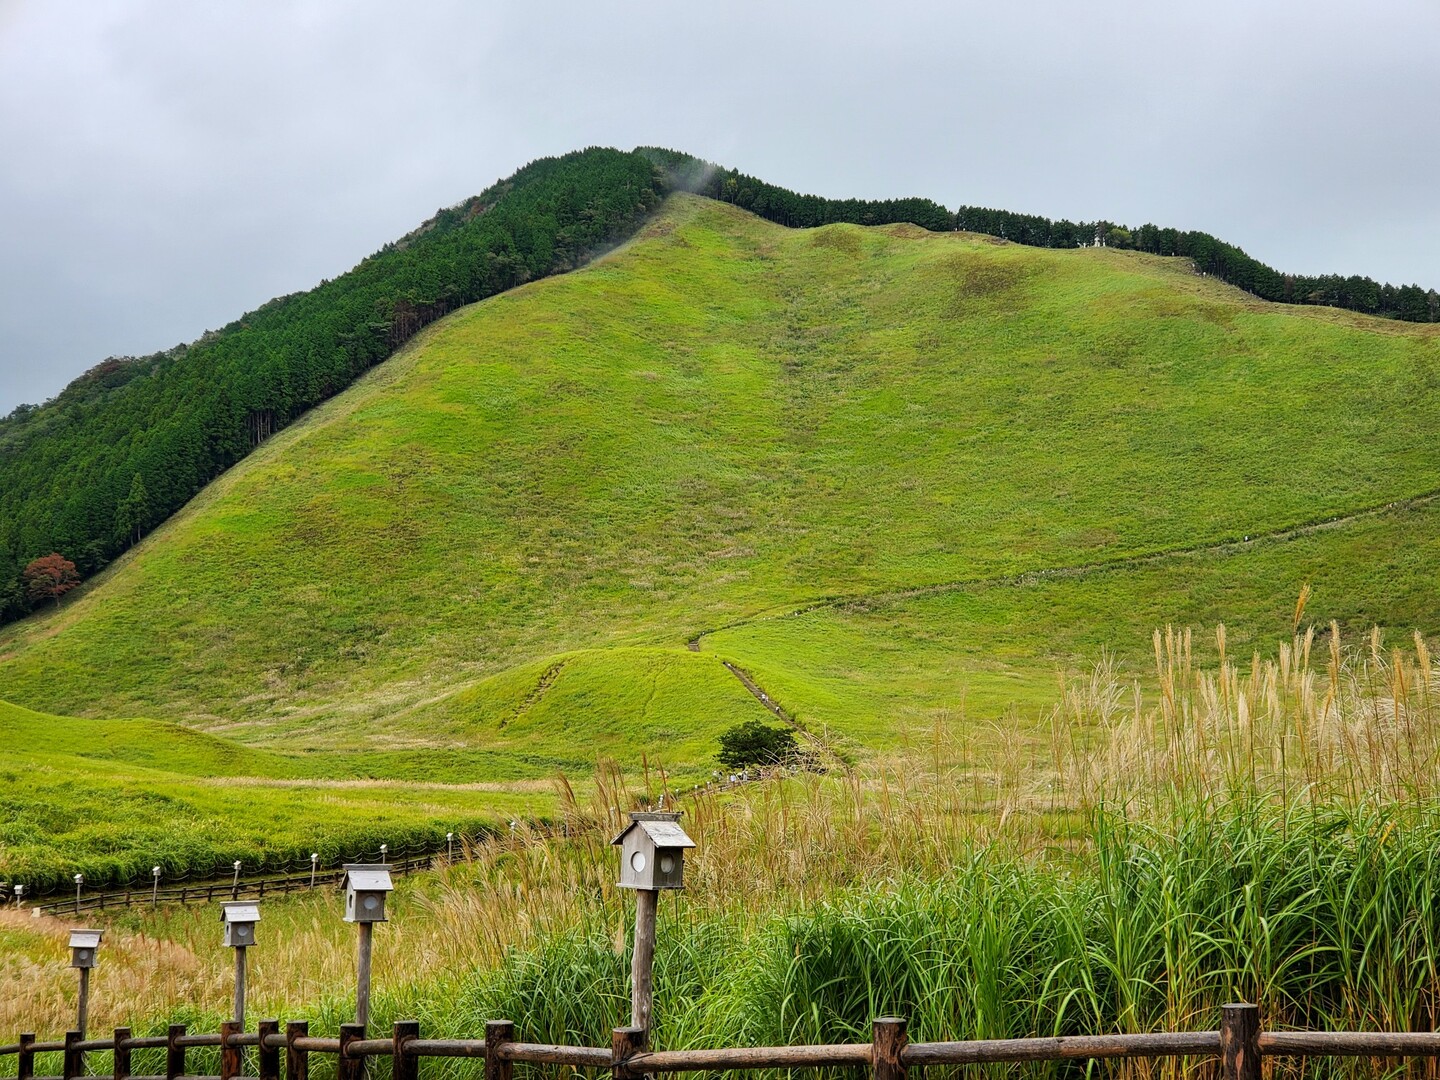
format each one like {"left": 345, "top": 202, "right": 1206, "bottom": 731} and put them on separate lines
{"left": 4, "top": 192, "right": 1440, "bottom": 883}
{"left": 4, "top": 194, "right": 1437, "bottom": 726}
{"left": 3, "top": 147, "right": 1437, "bottom": 627}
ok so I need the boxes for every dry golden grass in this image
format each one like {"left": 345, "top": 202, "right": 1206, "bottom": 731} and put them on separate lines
{"left": 8, "top": 623, "right": 1440, "bottom": 1040}
{"left": 1054, "top": 622, "right": 1440, "bottom": 811}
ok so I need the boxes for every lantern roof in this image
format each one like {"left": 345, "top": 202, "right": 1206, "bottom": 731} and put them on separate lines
{"left": 220, "top": 902, "right": 261, "bottom": 923}
{"left": 610, "top": 811, "right": 695, "bottom": 849}
{"left": 343, "top": 863, "right": 394, "bottom": 891}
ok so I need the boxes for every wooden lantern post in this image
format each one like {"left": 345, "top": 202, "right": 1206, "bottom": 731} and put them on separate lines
{"left": 221, "top": 903, "right": 261, "bottom": 1028}
{"left": 342, "top": 864, "right": 394, "bottom": 1027}
{"left": 611, "top": 811, "right": 695, "bottom": 1033}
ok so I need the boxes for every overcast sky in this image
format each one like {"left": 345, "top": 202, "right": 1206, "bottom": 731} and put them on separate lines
{"left": 2, "top": 0, "right": 1438, "bottom": 413}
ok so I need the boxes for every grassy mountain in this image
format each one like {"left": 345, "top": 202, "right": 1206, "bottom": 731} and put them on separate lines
{"left": 4, "top": 194, "right": 1439, "bottom": 716}
{"left": 5, "top": 146, "right": 1436, "bottom": 633}
{"left": 0, "top": 148, "right": 966, "bottom": 624}
{"left": 3, "top": 192, "right": 1440, "bottom": 881}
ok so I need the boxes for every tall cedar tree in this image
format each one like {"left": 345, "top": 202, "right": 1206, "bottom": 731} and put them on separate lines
{"left": 114, "top": 473, "right": 151, "bottom": 547}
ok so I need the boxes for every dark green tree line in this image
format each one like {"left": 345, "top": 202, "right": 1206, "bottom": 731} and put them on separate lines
{"left": 646, "top": 148, "right": 1438, "bottom": 323}
{"left": 952, "top": 205, "right": 1439, "bottom": 322}
{"left": 643, "top": 147, "right": 954, "bottom": 231}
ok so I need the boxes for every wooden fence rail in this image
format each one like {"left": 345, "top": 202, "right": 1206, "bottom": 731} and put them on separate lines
{"left": 5, "top": 822, "right": 591, "bottom": 914}
{"left": 17, "top": 856, "right": 438, "bottom": 918}
{"left": 9, "top": 1007, "right": 1440, "bottom": 1080}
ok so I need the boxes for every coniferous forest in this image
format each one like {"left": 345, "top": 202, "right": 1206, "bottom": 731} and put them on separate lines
{"left": 2, "top": 145, "right": 1436, "bottom": 625}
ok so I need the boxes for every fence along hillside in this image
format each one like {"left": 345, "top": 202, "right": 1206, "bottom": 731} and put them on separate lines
{"left": 11, "top": 813, "right": 1440, "bottom": 1080}
{"left": 10, "top": 854, "right": 436, "bottom": 918}
{"left": 0, "top": 821, "right": 583, "bottom": 910}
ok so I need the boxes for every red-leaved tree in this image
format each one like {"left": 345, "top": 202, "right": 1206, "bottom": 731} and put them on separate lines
{"left": 23, "top": 553, "right": 81, "bottom": 608}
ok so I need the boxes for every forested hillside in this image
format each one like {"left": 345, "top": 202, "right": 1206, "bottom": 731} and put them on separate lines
{"left": 0, "top": 148, "right": 667, "bottom": 616}
{"left": 2, "top": 147, "right": 1436, "bottom": 626}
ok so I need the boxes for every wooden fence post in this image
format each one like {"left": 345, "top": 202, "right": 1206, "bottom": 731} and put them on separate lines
{"left": 257, "top": 1020, "right": 279, "bottom": 1080}
{"left": 221, "top": 1020, "right": 242, "bottom": 1080}
{"left": 355, "top": 923, "right": 375, "bottom": 1027}
{"left": 873, "top": 1017, "right": 907, "bottom": 1080}
{"left": 62, "top": 1031, "right": 82, "bottom": 1080}
{"left": 1221, "top": 1003, "right": 1261, "bottom": 1080}
{"left": 285, "top": 1021, "right": 309, "bottom": 1080}
{"left": 114, "top": 1027, "right": 132, "bottom": 1080}
{"left": 17, "top": 1032, "right": 34, "bottom": 1080}
{"left": 166, "top": 1023, "right": 186, "bottom": 1080}
{"left": 485, "top": 1021, "right": 513, "bottom": 1080}
{"left": 631, "top": 890, "right": 658, "bottom": 1032}
{"left": 392, "top": 1021, "right": 419, "bottom": 1080}
{"left": 612, "top": 1026, "right": 646, "bottom": 1080}
{"left": 338, "top": 1023, "right": 366, "bottom": 1080}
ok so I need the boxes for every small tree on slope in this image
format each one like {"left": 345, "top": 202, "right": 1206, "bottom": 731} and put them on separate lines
{"left": 718, "top": 721, "right": 799, "bottom": 770}
{"left": 23, "top": 553, "right": 81, "bottom": 608}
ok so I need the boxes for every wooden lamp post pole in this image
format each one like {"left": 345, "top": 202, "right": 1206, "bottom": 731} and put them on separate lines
{"left": 67, "top": 928, "right": 103, "bottom": 1075}
{"left": 234, "top": 946, "right": 248, "bottom": 1027}
{"left": 356, "top": 921, "right": 374, "bottom": 1026}
{"left": 631, "top": 889, "right": 658, "bottom": 1031}
{"left": 76, "top": 968, "right": 90, "bottom": 1038}
{"left": 221, "top": 902, "right": 261, "bottom": 1035}
{"left": 341, "top": 864, "right": 393, "bottom": 1030}
{"left": 611, "top": 810, "right": 695, "bottom": 1037}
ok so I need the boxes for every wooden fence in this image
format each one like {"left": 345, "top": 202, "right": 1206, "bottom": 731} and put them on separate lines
{"left": 18, "top": 856, "right": 438, "bottom": 919}
{"left": 7, "top": 1007, "right": 1440, "bottom": 1080}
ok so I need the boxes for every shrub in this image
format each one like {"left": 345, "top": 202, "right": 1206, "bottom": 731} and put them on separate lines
{"left": 717, "top": 721, "right": 798, "bottom": 770}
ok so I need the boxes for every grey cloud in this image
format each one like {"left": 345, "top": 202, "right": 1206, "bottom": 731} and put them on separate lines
{"left": 2, "top": 0, "right": 1437, "bottom": 411}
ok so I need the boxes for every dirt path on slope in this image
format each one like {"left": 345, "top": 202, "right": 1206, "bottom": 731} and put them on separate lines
{"left": 689, "top": 486, "right": 1440, "bottom": 651}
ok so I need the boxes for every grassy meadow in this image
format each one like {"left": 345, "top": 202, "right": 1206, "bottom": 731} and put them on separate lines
{"left": 704, "top": 497, "right": 1440, "bottom": 745}
{"left": 0, "top": 697, "right": 554, "bottom": 890}
{"left": 8, "top": 627, "right": 1440, "bottom": 1080}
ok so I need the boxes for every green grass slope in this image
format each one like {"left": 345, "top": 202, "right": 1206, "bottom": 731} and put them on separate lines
{"left": 0, "top": 698, "right": 555, "bottom": 887}
{"left": 704, "top": 499, "right": 1440, "bottom": 745}
{"left": 3, "top": 192, "right": 1440, "bottom": 784}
